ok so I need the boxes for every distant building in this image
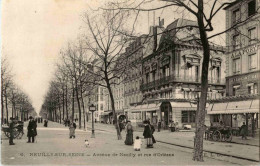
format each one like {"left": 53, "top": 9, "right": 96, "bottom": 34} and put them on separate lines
{"left": 208, "top": 0, "right": 259, "bottom": 135}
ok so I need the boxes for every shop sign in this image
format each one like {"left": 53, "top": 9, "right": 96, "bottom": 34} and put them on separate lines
{"left": 231, "top": 44, "right": 260, "bottom": 59}
{"left": 231, "top": 73, "right": 259, "bottom": 83}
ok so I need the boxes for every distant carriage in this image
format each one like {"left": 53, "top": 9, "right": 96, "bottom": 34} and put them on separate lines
{"left": 205, "top": 126, "right": 232, "bottom": 142}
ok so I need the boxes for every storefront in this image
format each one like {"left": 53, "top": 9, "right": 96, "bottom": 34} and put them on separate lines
{"left": 127, "top": 100, "right": 211, "bottom": 129}
{"left": 208, "top": 98, "right": 259, "bottom": 136}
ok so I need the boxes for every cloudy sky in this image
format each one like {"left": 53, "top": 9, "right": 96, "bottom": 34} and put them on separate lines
{"left": 1, "top": 0, "right": 226, "bottom": 114}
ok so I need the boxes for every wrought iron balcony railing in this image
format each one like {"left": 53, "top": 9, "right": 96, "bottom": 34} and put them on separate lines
{"left": 140, "top": 75, "right": 225, "bottom": 91}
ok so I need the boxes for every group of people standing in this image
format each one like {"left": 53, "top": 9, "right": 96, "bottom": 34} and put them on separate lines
{"left": 123, "top": 119, "right": 156, "bottom": 150}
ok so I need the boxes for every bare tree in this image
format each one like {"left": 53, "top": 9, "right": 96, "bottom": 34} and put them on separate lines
{"left": 80, "top": 8, "right": 139, "bottom": 140}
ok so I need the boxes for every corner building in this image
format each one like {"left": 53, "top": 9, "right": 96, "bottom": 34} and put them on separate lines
{"left": 127, "top": 19, "right": 226, "bottom": 129}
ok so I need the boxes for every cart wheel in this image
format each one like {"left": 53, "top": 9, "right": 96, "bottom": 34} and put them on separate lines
{"left": 4, "top": 131, "right": 10, "bottom": 138}
{"left": 224, "top": 131, "right": 232, "bottom": 142}
{"left": 13, "top": 128, "right": 20, "bottom": 139}
{"left": 213, "top": 130, "right": 221, "bottom": 141}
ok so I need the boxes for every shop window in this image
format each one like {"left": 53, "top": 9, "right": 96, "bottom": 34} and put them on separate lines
{"left": 248, "top": 0, "right": 256, "bottom": 17}
{"left": 232, "top": 58, "right": 241, "bottom": 74}
{"left": 181, "top": 111, "right": 196, "bottom": 123}
{"left": 213, "top": 115, "right": 220, "bottom": 122}
{"left": 182, "top": 111, "right": 188, "bottom": 123}
{"left": 248, "top": 27, "right": 256, "bottom": 45}
{"left": 248, "top": 54, "right": 257, "bottom": 71}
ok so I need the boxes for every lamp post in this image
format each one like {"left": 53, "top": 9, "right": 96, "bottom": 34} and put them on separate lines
{"left": 89, "top": 104, "right": 96, "bottom": 138}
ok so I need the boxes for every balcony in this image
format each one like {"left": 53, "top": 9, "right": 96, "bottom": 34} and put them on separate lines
{"left": 140, "top": 75, "right": 225, "bottom": 91}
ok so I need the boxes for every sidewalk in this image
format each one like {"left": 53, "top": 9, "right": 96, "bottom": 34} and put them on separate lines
{"left": 87, "top": 122, "right": 260, "bottom": 162}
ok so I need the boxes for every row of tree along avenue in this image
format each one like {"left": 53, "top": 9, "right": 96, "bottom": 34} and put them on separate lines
{"left": 40, "top": 0, "right": 259, "bottom": 162}
{"left": 1, "top": 57, "right": 36, "bottom": 124}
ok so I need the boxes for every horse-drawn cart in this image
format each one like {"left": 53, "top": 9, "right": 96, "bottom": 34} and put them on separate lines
{"left": 205, "top": 126, "right": 232, "bottom": 142}
{"left": 1, "top": 121, "right": 24, "bottom": 139}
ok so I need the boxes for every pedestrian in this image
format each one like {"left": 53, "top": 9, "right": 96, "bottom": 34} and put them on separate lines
{"left": 119, "top": 121, "right": 124, "bottom": 133}
{"left": 44, "top": 120, "right": 48, "bottom": 127}
{"left": 124, "top": 121, "right": 134, "bottom": 145}
{"left": 40, "top": 117, "right": 43, "bottom": 123}
{"left": 143, "top": 120, "right": 153, "bottom": 148}
{"left": 27, "top": 116, "right": 37, "bottom": 143}
{"left": 157, "top": 120, "right": 161, "bottom": 132}
{"left": 149, "top": 121, "right": 156, "bottom": 144}
{"left": 69, "top": 120, "right": 76, "bottom": 139}
{"left": 240, "top": 122, "right": 248, "bottom": 140}
{"left": 134, "top": 136, "right": 142, "bottom": 151}
{"left": 9, "top": 117, "right": 15, "bottom": 145}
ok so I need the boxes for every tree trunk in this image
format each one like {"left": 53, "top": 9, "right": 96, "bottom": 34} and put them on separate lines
{"left": 62, "top": 86, "right": 65, "bottom": 121}
{"left": 193, "top": 0, "right": 210, "bottom": 162}
{"left": 80, "top": 88, "right": 86, "bottom": 130}
{"left": 71, "top": 82, "right": 75, "bottom": 122}
{"left": 65, "top": 83, "right": 69, "bottom": 120}
{"left": 1, "top": 90, "right": 4, "bottom": 125}
{"left": 5, "top": 88, "right": 9, "bottom": 124}
{"left": 75, "top": 81, "right": 82, "bottom": 129}
{"left": 107, "top": 84, "right": 122, "bottom": 140}
{"left": 58, "top": 96, "right": 61, "bottom": 124}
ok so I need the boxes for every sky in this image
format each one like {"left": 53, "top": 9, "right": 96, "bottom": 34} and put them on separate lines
{"left": 1, "top": 0, "right": 226, "bottom": 114}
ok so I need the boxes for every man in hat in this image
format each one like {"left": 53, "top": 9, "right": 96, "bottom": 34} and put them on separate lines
{"left": 9, "top": 117, "right": 15, "bottom": 145}
{"left": 27, "top": 116, "right": 36, "bottom": 143}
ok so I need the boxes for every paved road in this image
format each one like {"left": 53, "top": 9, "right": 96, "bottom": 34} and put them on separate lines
{"left": 1, "top": 121, "right": 243, "bottom": 165}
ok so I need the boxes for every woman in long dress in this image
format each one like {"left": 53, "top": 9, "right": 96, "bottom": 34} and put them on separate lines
{"left": 69, "top": 121, "right": 76, "bottom": 139}
{"left": 124, "top": 121, "right": 134, "bottom": 145}
{"left": 143, "top": 120, "right": 153, "bottom": 148}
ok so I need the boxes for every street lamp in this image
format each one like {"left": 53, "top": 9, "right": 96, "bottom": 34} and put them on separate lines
{"left": 89, "top": 104, "right": 96, "bottom": 138}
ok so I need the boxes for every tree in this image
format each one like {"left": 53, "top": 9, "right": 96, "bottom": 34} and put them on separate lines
{"left": 81, "top": 8, "right": 137, "bottom": 140}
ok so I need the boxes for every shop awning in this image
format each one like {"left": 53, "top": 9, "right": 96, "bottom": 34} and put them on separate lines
{"left": 102, "top": 112, "right": 112, "bottom": 116}
{"left": 208, "top": 99, "right": 259, "bottom": 114}
{"left": 144, "top": 103, "right": 161, "bottom": 112}
{"left": 170, "top": 102, "right": 197, "bottom": 110}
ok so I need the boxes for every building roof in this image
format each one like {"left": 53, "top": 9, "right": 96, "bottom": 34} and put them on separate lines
{"left": 223, "top": 0, "right": 243, "bottom": 10}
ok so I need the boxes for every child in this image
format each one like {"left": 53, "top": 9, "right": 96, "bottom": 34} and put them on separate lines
{"left": 134, "top": 136, "right": 142, "bottom": 151}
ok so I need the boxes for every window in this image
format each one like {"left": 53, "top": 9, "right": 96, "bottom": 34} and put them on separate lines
{"left": 181, "top": 111, "right": 196, "bottom": 123}
{"left": 248, "top": 83, "right": 258, "bottom": 94}
{"left": 249, "top": 54, "right": 257, "bottom": 71}
{"left": 232, "top": 58, "right": 241, "bottom": 74}
{"left": 182, "top": 111, "right": 188, "bottom": 123}
{"left": 100, "top": 104, "right": 103, "bottom": 110}
{"left": 232, "top": 9, "right": 240, "bottom": 24}
{"left": 248, "top": 0, "right": 256, "bottom": 17}
{"left": 233, "top": 35, "right": 240, "bottom": 50}
{"left": 233, "top": 85, "right": 240, "bottom": 96}
{"left": 213, "top": 115, "right": 220, "bottom": 123}
{"left": 248, "top": 28, "right": 256, "bottom": 45}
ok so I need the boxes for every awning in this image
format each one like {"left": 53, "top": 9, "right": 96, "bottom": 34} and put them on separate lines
{"left": 145, "top": 103, "right": 161, "bottom": 112}
{"left": 170, "top": 102, "right": 197, "bottom": 110}
{"left": 102, "top": 112, "right": 112, "bottom": 116}
{"left": 208, "top": 99, "right": 259, "bottom": 114}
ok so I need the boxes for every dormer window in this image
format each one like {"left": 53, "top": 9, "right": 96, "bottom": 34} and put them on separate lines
{"left": 183, "top": 54, "right": 201, "bottom": 68}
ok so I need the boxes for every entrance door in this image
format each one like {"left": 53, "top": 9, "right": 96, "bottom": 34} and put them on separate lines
{"left": 160, "top": 102, "right": 172, "bottom": 129}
